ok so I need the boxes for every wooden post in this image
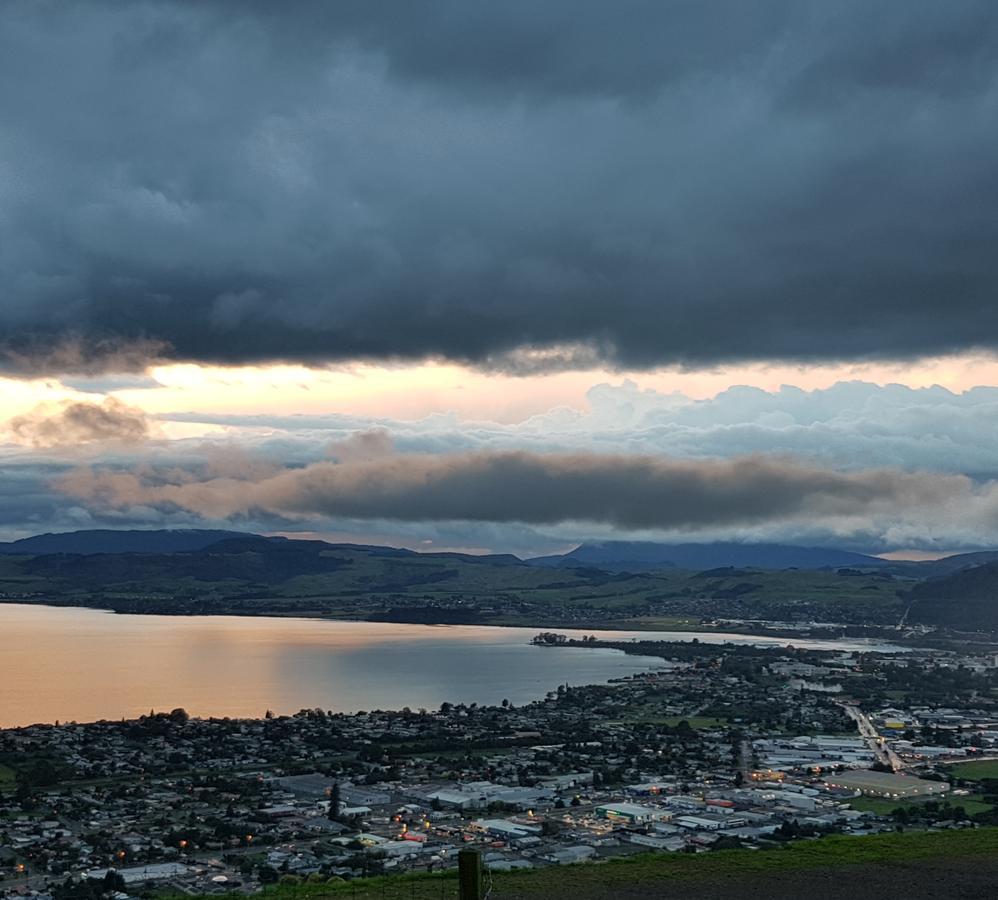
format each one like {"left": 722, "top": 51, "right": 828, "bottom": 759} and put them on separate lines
{"left": 458, "top": 848, "right": 483, "bottom": 900}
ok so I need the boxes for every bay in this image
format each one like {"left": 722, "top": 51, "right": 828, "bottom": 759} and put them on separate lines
{"left": 0, "top": 604, "right": 902, "bottom": 727}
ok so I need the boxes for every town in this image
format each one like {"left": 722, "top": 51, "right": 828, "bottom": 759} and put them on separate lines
{"left": 3, "top": 636, "right": 998, "bottom": 898}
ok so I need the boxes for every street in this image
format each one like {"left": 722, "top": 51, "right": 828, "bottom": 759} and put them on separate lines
{"left": 838, "top": 703, "right": 904, "bottom": 771}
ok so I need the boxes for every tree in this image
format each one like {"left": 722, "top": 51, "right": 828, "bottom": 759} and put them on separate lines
{"left": 102, "top": 871, "right": 126, "bottom": 894}
{"left": 328, "top": 782, "right": 342, "bottom": 821}
{"left": 257, "top": 865, "right": 279, "bottom": 884}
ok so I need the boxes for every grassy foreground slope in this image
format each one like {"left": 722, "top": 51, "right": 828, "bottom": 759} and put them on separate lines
{"left": 222, "top": 829, "right": 998, "bottom": 900}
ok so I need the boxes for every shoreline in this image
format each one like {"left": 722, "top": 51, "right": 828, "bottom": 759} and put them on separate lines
{"left": 0, "top": 598, "right": 919, "bottom": 654}
{"left": 0, "top": 596, "right": 929, "bottom": 643}
{"left": 0, "top": 602, "right": 916, "bottom": 729}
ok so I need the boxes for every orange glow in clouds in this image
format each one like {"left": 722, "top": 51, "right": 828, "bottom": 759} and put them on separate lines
{"left": 4, "top": 352, "right": 998, "bottom": 431}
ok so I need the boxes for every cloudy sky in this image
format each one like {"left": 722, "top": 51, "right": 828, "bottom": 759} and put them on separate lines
{"left": 3, "top": 1, "right": 998, "bottom": 556}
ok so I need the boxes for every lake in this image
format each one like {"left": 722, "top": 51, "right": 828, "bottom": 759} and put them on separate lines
{"left": 0, "top": 604, "right": 903, "bottom": 728}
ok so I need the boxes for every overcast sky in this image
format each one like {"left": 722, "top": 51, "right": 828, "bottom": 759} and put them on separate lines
{"left": 3, "top": 1, "right": 998, "bottom": 555}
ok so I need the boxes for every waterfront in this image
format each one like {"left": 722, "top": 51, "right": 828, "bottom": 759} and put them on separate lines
{"left": 0, "top": 604, "right": 904, "bottom": 727}
{"left": 3, "top": 634, "right": 993, "bottom": 895}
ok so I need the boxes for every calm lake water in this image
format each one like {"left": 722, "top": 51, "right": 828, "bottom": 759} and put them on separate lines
{"left": 0, "top": 604, "right": 903, "bottom": 728}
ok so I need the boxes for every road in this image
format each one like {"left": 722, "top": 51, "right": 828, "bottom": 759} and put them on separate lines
{"left": 839, "top": 702, "right": 904, "bottom": 771}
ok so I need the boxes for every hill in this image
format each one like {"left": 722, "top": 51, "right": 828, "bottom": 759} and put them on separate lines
{"left": 531, "top": 541, "right": 886, "bottom": 572}
{"left": 907, "top": 560, "right": 998, "bottom": 630}
{"left": 0, "top": 532, "right": 905, "bottom": 626}
{"left": 905, "top": 549, "right": 998, "bottom": 579}
{"left": 222, "top": 828, "right": 998, "bottom": 900}
{"left": 0, "top": 528, "right": 248, "bottom": 556}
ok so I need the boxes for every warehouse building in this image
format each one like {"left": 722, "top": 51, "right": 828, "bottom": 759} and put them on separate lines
{"left": 596, "top": 802, "right": 665, "bottom": 824}
{"left": 823, "top": 770, "right": 949, "bottom": 800}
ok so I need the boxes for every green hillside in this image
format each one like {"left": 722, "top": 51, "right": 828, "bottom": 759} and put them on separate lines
{"left": 907, "top": 561, "right": 998, "bottom": 631}
{"left": 0, "top": 536, "right": 906, "bottom": 626}
{"left": 201, "top": 828, "right": 998, "bottom": 900}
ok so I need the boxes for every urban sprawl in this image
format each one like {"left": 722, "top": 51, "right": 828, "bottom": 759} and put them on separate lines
{"left": 4, "top": 636, "right": 998, "bottom": 898}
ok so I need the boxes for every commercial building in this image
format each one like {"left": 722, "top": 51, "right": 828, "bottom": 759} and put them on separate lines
{"left": 674, "top": 815, "right": 726, "bottom": 831}
{"left": 543, "top": 846, "right": 596, "bottom": 865}
{"left": 822, "top": 770, "right": 949, "bottom": 800}
{"left": 626, "top": 781, "right": 673, "bottom": 796}
{"left": 471, "top": 819, "right": 542, "bottom": 841}
{"left": 595, "top": 802, "right": 664, "bottom": 825}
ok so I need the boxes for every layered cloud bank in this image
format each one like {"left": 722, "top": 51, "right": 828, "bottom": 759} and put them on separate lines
{"left": 2, "top": 379, "right": 998, "bottom": 552}
{"left": 162, "top": 380, "right": 998, "bottom": 479}
{"left": 52, "top": 447, "right": 989, "bottom": 550}
{"left": 3, "top": 2, "right": 998, "bottom": 373}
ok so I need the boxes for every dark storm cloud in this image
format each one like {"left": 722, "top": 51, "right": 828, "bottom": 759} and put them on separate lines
{"left": 2, "top": 1, "right": 998, "bottom": 373}
{"left": 198, "top": 0, "right": 794, "bottom": 100}
{"left": 55, "top": 449, "right": 972, "bottom": 532}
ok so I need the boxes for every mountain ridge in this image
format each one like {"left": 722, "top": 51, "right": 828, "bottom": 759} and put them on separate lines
{"left": 529, "top": 540, "right": 888, "bottom": 572}
{"left": 0, "top": 529, "right": 909, "bottom": 627}
{"left": 0, "top": 528, "right": 250, "bottom": 556}
{"left": 6, "top": 529, "right": 998, "bottom": 578}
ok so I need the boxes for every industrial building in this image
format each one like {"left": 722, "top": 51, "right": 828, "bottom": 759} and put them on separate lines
{"left": 595, "top": 802, "right": 664, "bottom": 825}
{"left": 823, "top": 770, "right": 949, "bottom": 800}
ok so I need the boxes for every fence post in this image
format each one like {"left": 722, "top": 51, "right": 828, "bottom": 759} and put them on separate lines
{"left": 457, "top": 849, "right": 482, "bottom": 900}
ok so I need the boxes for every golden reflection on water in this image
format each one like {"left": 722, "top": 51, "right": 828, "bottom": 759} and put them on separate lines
{"left": 0, "top": 605, "right": 896, "bottom": 728}
{"left": 0, "top": 605, "right": 666, "bottom": 727}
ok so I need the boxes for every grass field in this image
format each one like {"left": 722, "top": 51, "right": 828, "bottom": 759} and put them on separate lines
{"left": 952, "top": 794, "right": 994, "bottom": 815}
{"left": 660, "top": 716, "right": 727, "bottom": 728}
{"left": 848, "top": 793, "right": 994, "bottom": 816}
{"left": 619, "top": 615, "right": 702, "bottom": 630}
{"left": 216, "top": 828, "right": 998, "bottom": 900}
{"left": 949, "top": 758, "right": 998, "bottom": 781}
